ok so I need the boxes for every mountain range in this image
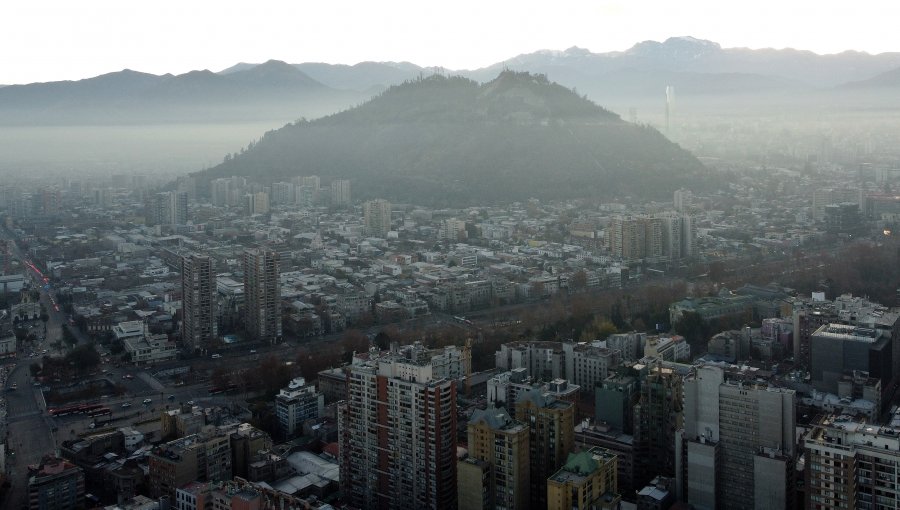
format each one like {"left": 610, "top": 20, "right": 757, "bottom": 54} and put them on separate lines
{"left": 4, "top": 37, "right": 900, "bottom": 126}
{"left": 0, "top": 60, "right": 357, "bottom": 125}
{"left": 194, "top": 71, "right": 716, "bottom": 204}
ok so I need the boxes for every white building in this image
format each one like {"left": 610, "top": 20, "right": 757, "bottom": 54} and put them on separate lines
{"left": 275, "top": 377, "right": 324, "bottom": 438}
{"left": 116, "top": 321, "right": 177, "bottom": 364}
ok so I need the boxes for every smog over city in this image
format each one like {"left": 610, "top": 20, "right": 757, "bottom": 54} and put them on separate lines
{"left": 1, "top": 2, "right": 899, "bottom": 509}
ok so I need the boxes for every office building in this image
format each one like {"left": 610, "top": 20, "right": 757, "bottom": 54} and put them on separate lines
{"left": 27, "top": 456, "right": 85, "bottom": 510}
{"left": 275, "top": 377, "right": 324, "bottom": 438}
{"left": 339, "top": 353, "right": 457, "bottom": 510}
{"left": 547, "top": 447, "right": 620, "bottom": 510}
{"left": 463, "top": 407, "right": 530, "bottom": 510}
{"left": 181, "top": 253, "right": 217, "bottom": 351}
{"left": 243, "top": 247, "right": 281, "bottom": 344}
{"left": 363, "top": 199, "right": 392, "bottom": 237}
{"left": 516, "top": 388, "right": 575, "bottom": 510}
{"left": 809, "top": 324, "right": 891, "bottom": 401}
{"left": 675, "top": 365, "right": 796, "bottom": 510}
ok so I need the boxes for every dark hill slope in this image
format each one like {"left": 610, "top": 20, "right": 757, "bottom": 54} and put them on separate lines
{"left": 197, "top": 72, "right": 715, "bottom": 204}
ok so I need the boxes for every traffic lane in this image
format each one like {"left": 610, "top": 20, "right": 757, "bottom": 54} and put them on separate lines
{"left": 3, "top": 362, "right": 55, "bottom": 510}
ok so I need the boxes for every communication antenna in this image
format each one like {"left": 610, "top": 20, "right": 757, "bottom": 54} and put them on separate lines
{"left": 665, "top": 86, "right": 675, "bottom": 134}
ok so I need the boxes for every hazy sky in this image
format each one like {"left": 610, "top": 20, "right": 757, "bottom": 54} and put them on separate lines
{"left": 5, "top": 0, "right": 900, "bottom": 84}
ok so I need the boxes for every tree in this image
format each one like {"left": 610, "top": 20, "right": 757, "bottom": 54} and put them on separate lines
{"left": 570, "top": 270, "right": 588, "bottom": 291}
{"left": 211, "top": 367, "right": 231, "bottom": 389}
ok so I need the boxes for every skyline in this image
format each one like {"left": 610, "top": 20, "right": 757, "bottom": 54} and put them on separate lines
{"left": 5, "top": 0, "right": 900, "bottom": 85}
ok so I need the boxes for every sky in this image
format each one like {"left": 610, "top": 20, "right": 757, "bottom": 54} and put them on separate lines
{"left": 5, "top": 0, "right": 900, "bottom": 84}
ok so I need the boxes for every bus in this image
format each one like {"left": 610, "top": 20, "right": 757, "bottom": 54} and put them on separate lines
{"left": 49, "top": 405, "right": 80, "bottom": 417}
{"left": 77, "top": 403, "right": 104, "bottom": 414}
{"left": 88, "top": 407, "right": 111, "bottom": 418}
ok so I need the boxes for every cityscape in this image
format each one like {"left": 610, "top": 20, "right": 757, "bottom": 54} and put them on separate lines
{"left": 2, "top": 4, "right": 900, "bottom": 510}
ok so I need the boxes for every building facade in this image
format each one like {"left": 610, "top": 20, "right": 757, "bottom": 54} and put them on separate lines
{"left": 181, "top": 253, "right": 217, "bottom": 351}
{"left": 242, "top": 247, "right": 281, "bottom": 343}
{"left": 675, "top": 365, "right": 796, "bottom": 510}
{"left": 339, "top": 354, "right": 457, "bottom": 509}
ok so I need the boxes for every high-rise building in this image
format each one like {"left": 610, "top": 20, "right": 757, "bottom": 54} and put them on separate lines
{"left": 804, "top": 413, "right": 900, "bottom": 510}
{"left": 673, "top": 188, "right": 692, "bottom": 212}
{"left": 679, "top": 213, "right": 697, "bottom": 259}
{"left": 181, "top": 253, "right": 217, "bottom": 351}
{"left": 660, "top": 213, "right": 683, "bottom": 260}
{"left": 146, "top": 191, "right": 188, "bottom": 226}
{"left": 547, "top": 447, "right": 620, "bottom": 510}
{"left": 330, "top": 179, "right": 351, "bottom": 208}
{"left": 339, "top": 354, "right": 457, "bottom": 510}
{"left": 463, "top": 407, "right": 530, "bottom": 510}
{"left": 27, "top": 456, "right": 85, "bottom": 510}
{"left": 363, "top": 199, "right": 392, "bottom": 237}
{"left": 609, "top": 216, "right": 645, "bottom": 261}
{"left": 516, "top": 388, "right": 575, "bottom": 510}
{"left": 609, "top": 216, "right": 665, "bottom": 262}
{"left": 271, "top": 182, "right": 295, "bottom": 205}
{"left": 675, "top": 365, "right": 796, "bottom": 510}
{"left": 633, "top": 363, "right": 683, "bottom": 490}
{"left": 275, "top": 377, "right": 324, "bottom": 438}
{"left": 243, "top": 192, "right": 270, "bottom": 215}
{"left": 210, "top": 178, "right": 230, "bottom": 206}
{"left": 243, "top": 248, "right": 281, "bottom": 344}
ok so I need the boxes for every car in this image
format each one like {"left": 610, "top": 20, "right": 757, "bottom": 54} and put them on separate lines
{"left": 211, "top": 354, "right": 222, "bottom": 359}
{"left": 167, "top": 395, "right": 176, "bottom": 400}
{"left": 249, "top": 349, "right": 257, "bottom": 354}
{"left": 121, "top": 402, "right": 132, "bottom": 408}
{"left": 187, "top": 400, "right": 195, "bottom": 406}
{"left": 142, "top": 398, "right": 152, "bottom": 405}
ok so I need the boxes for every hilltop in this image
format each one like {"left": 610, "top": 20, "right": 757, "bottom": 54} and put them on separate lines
{"left": 195, "top": 71, "right": 715, "bottom": 204}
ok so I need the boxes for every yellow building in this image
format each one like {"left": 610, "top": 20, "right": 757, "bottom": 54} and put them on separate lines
{"left": 463, "top": 406, "right": 530, "bottom": 510}
{"left": 547, "top": 447, "right": 620, "bottom": 510}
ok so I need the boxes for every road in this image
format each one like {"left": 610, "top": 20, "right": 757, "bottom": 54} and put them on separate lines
{"left": 2, "top": 361, "right": 55, "bottom": 510}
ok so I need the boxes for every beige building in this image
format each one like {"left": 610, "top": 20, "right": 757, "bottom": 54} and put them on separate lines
{"left": 547, "top": 447, "right": 620, "bottom": 510}
{"left": 463, "top": 407, "right": 530, "bottom": 510}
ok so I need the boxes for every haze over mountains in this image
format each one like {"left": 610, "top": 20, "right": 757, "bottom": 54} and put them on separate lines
{"left": 4, "top": 36, "right": 900, "bottom": 183}
{"left": 195, "top": 72, "right": 714, "bottom": 204}
{"left": 4, "top": 36, "right": 900, "bottom": 127}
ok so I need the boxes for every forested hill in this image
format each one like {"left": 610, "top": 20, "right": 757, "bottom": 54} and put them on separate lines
{"left": 195, "top": 71, "right": 717, "bottom": 204}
